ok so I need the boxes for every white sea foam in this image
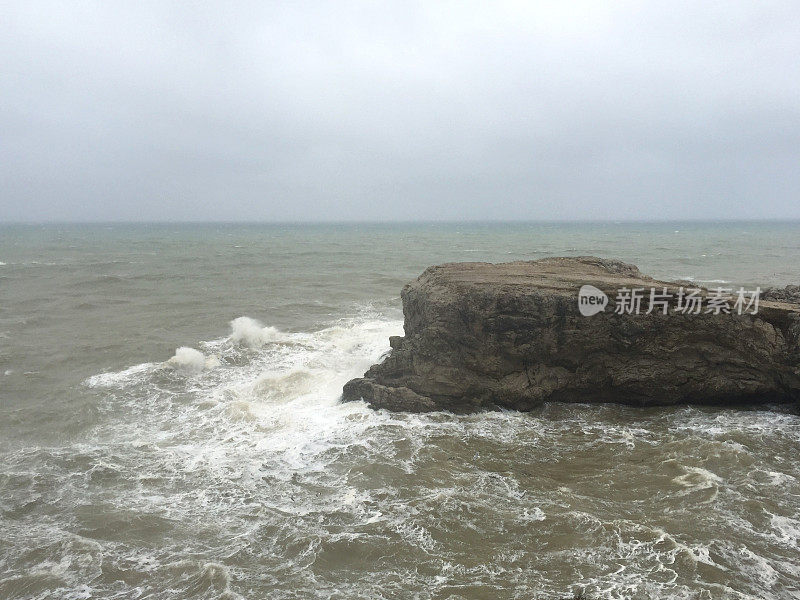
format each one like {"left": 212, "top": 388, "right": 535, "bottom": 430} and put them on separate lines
{"left": 672, "top": 466, "right": 722, "bottom": 489}
{"left": 66, "top": 311, "right": 800, "bottom": 599}
{"left": 770, "top": 513, "right": 800, "bottom": 547}
{"left": 84, "top": 362, "right": 155, "bottom": 388}
{"left": 229, "top": 316, "right": 282, "bottom": 347}
{"left": 675, "top": 276, "right": 731, "bottom": 284}
{"left": 216, "top": 316, "right": 403, "bottom": 455}
{"left": 165, "top": 346, "right": 221, "bottom": 373}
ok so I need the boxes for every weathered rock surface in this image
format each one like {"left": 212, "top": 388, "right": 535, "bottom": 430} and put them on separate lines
{"left": 342, "top": 257, "right": 800, "bottom": 412}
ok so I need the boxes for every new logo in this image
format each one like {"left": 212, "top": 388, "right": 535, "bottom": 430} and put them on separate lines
{"left": 578, "top": 285, "right": 608, "bottom": 316}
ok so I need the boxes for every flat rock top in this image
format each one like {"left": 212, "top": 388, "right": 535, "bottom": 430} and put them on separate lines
{"left": 418, "top": 256, "right": 660, "bottom": 295}
{"left": 415, "top": 257, "right": 798, "bottom": 311}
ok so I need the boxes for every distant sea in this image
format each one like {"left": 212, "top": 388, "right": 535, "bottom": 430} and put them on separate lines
{"left": 1, "top": 221, "right": 799, "bottom": 599}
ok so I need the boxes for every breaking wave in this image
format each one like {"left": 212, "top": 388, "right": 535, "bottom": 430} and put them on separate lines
{"left": 228, "top": 316, "right": 283, "bottom": 348}
{"left": 165, "top": 346, "right": 221, "bottom": 373}
{"left": 2, "top": 311, "right": 798, "bottom": 599}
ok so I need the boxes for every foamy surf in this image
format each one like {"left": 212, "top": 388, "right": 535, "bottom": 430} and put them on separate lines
{"left": 228, "top": 316, "right": 283, "bottom": 348}
{"left": 84, "top": 362, "right": 157, "bottom": 388}
{"left": 18, "top": 311, "right": 800, "bottom": 599}
{"left": 674, "top": 276, "right": 732, "bottom": 284}
{"left": 165, "top": 347, "right": 221, "bottom": 373}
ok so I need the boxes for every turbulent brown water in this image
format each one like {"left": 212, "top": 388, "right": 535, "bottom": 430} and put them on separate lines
{"left": 1, "top": 222, "right": 799, "bottom": 599}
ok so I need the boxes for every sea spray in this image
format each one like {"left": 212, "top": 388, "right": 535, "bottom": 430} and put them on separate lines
{"left": 229, "top": 316, "right": 282, "bottom": 348}
{"left": 166, "top": 346, "right": 221, "bottom": 373}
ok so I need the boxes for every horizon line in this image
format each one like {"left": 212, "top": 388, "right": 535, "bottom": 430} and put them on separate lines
{"left": 3, "top": 217, "right": 800, "bottom": 226}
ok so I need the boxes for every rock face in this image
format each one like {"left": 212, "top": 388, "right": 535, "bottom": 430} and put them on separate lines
{"left": 342, "top": 257, "right": 800, "bottom": 412}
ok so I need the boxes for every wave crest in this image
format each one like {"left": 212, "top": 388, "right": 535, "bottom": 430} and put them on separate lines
{"left": 229, "top": 317, "right": 282, "bottom": 348}
{"left": 166, "top": 347, "right": 220, "bottom": 373}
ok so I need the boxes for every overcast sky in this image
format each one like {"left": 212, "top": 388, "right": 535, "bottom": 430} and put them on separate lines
{"left": 2, "top": 1, "right": 799, "bottom": 222}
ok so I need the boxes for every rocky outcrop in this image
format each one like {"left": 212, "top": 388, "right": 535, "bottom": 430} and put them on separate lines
{"left": 342, "top": 257, "right": 800, "bottom": 412}
{"left": 762, "top": 284, "right": 800, "bottom": 305}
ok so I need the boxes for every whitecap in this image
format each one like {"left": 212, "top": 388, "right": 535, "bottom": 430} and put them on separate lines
{"left": 165, "top": 346, "right": 220, "bottom": 373}
{"left": 84, "top": 362, "right": 155, "bottom": 388}
{"left": 229, "top": 316, "right": 282, "bottom": 347}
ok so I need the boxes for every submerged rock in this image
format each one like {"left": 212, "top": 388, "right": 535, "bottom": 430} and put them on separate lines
{"left": 342, "top": 257, "right": 800, "bottom": 412}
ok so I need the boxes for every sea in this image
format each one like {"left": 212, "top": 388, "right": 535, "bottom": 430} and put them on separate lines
{"left": 1, "top": 221, "right": 799, "bottom": 600}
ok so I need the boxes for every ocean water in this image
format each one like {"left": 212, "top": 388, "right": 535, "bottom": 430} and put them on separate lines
{"left": 1, "top": 221, "right": 799, "bottom": 600}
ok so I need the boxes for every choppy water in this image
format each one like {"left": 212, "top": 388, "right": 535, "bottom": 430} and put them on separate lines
{"left": 1, "top": 221, "right": 799, "bottom": 599}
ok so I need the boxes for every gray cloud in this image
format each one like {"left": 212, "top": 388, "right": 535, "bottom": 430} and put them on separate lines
{"left": 2, "top": 1, "right": 799, "bottom": 221}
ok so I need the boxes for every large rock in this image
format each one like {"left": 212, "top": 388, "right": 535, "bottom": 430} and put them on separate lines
{"left": 342, "top": 257, "right": 800, "bottom": 411}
